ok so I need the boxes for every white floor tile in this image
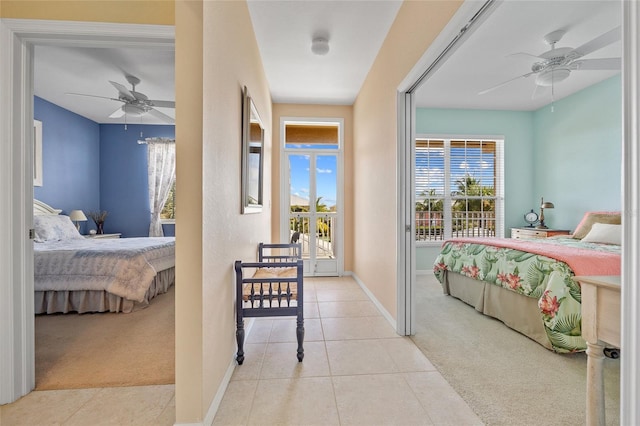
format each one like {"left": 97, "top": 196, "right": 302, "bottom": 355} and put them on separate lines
{"left": 322, "top": 316, "right": 399, "bottom": 340}
{"left": 247, "top": 377, "right": 340, "bottom": 425}
{"left": 259, "top": 341, "right": 329, "bottom": 379}
{"left": 332, "top": 374, "right": 432, "bottom": 425}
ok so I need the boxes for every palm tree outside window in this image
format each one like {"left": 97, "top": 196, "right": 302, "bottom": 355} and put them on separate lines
{"left": 415, "top": 138, "right": 504, "bottom": 242}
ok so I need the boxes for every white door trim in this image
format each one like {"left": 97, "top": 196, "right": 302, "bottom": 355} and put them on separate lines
{"left": 0, "top": 18, "right": 173, "bottom": 405}
{"left": 621, "top": 1, "right": 640, "bottom": 423}
{"left": 280, "top": 117, "right": 344, "bottom": 276}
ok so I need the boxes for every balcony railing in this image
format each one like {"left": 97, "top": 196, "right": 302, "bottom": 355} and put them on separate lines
{"left": 289, "top": 213, "right": 336, "bottom": 259}
{"left": 415, "top": 211, "right": 496, "bottom": 241}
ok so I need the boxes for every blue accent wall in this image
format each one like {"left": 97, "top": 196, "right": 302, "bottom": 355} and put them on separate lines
{"left": 34, "top": 97, "right": 175, "bottom": 237}
{"left": 415, "top": 75, "right": 622, "bottom": 270}
{"left": 100, "top": 124, "right": 175, "bottom": 237}
{"left": 34, "top": 97, "right": 100, "bottom": 235}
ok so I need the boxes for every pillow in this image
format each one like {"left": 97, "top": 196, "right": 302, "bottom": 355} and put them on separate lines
{"left": 581, "top": 223, "right": 622, "bottom": 245}
{"left": 34, "top": 214, "right": 83, "bottom": 242}
{"left": 572, "top": 211, "right": 621, "bottom": 239}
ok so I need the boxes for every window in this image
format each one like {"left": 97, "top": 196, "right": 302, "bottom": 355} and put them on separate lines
{"left": 161, "top": 180, "right": 176, "bottom": 221}
{"left": 415, "top": 137, "right": 504, "bottom": 242}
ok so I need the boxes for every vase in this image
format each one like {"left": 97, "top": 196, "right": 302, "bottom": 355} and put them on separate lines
{"left": 97, "top": 222, "right": 104, "bottom": 234}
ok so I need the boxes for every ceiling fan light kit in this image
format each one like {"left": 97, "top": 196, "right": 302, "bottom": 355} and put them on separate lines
{"left": 536, "top": 68, "right": 571, "bottom": 86}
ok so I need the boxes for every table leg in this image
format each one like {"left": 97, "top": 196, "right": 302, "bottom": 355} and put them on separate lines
{"left": 586, "top": 341, "right": 605, "bottom": 426}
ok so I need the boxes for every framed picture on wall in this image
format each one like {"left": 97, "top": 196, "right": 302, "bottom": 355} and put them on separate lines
{"left": 34, "top": 120, "right": 43, "bottom": 187}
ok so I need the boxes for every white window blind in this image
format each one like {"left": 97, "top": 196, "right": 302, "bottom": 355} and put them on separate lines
{"left": 415, "top": 137, "right": 504, "bottom": 242}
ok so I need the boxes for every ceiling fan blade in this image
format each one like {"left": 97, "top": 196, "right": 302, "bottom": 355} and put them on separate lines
{"left": 109, "top": 80, "right": 135, "bottom": 100}
{"left": 478, "top": 72, "right": 535, "bottom": 95}
{"left": 66, "top": 92, "right": 121, "bottom": 102}
{"left": 149, "top": 100, "right": 175, "bottom": 108}
{"left": 147, "top": 108, "right": 175, "bottom": 124}
{"left": 109, "top": 107, "right": 126, "bottom": 118}
{"left": 571, "top": 26, "right": 621, "bottom": 59}
{"left": 572, "top": 57, "right": 621, "bottom": 71}
{"left": 507, "top": 52, "right": 545, "bottom": 60}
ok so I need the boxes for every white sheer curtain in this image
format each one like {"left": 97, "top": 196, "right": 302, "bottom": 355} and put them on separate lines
{"left": 146, "top": 138, "right": 176, "bottom": 237}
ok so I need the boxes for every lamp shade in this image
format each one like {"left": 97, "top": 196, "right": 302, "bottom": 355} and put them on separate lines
{"left": 69, "top": 210, "right": 87, "bottom": 222}
{"left": 541, "top": 201, "right": 555, "bottom": 209}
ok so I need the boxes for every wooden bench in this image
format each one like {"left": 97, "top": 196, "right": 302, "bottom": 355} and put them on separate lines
{"left": 234, "top": 243, "right": 304, "bottom": 365}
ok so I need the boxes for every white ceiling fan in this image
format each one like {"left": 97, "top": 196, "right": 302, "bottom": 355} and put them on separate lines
{"left": 479, "top": 26, "right": 621, "bottom": 98}
{"left": 67, "top": 74, "right": 175, "bottom": 124}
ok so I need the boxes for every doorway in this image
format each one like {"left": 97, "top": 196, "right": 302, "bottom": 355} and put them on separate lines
{"left": 281, "top": 119, "right": 344, "bottom": 276}
{"left": 0, "top": 18, "right": 174, "bottom": 404}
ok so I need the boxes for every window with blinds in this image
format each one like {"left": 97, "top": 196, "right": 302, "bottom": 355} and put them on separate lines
{"left": 415, "top": 138, "right": 504, "bottom": 242}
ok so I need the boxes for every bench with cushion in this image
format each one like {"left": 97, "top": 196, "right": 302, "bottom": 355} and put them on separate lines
{"left": 234, "top": 243, "right": 304, "bottom": 364}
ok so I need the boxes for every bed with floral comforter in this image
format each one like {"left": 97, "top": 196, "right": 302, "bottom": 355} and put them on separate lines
{"left": 433, "top": 236, "right": 620, "bottom": 353}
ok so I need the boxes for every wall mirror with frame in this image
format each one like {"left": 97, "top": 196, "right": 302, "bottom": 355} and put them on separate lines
{"left": 241, "top": 86, "right": 264, "bottom": 214}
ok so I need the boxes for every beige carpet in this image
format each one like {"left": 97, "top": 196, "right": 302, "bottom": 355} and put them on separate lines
{"left": 412, "top": 274, "right": 620, "bottom": 426}
{"left": 35, "top": 286, "right": 175, "bottom": 390}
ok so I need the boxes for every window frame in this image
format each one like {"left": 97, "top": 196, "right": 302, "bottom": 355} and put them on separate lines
{"left": 415, "top": 134, "right": 505, "bottom": 246}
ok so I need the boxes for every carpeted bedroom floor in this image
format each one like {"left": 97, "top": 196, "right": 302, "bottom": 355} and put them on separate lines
{"left": 411, "top": 273, "right": 620, "bottom": 426}
{"left": 35, "top": 286, "right": 175, "bottom": 390}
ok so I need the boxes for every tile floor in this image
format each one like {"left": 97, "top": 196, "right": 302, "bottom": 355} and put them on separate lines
{"left": 0, "top": 276, "right": 481, "bottom": 426}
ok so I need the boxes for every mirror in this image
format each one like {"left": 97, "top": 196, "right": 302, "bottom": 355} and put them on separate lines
{"left": 241, "top": 86, "right": 264, "bottom": 214}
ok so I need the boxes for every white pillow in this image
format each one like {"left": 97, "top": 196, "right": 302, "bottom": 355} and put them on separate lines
{"left": 34, "top": 215, "right": 83, "bottom": 242}
{"left": 581, "top": 223, "right": 622, "bottom": 245}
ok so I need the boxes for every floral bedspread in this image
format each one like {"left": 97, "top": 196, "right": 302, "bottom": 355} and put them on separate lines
{"left": 433, "top": 237, "right": 621, "bottom": 353}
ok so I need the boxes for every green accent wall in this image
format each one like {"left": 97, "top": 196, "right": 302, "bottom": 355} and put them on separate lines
{"left": 415, "top": 75, "right": 622, "bottom": 271}
{"left": 533, "top": 75, "right": 622, "bottom": 230}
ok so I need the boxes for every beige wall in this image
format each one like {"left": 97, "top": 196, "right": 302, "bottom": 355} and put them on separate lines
{"left": 352, "top": 1, "right": 462, "bottom": 318}
{"left": 0, "top": 0, "right": 173, "bottom": 23}
{"left": 175, "top": 0, "right": 202, "bottom": 422}
{"left": 189, "top": 0, "right": 272, "bottom": 423}
{"left": 271, "top": 103, "right": 354, "bottom": 272}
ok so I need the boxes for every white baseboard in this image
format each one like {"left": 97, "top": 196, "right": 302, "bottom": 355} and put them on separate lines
{"left": 344, "top": 271, "right": 397, "bottom": 331}
{"left": 177, "top": 318, "right": 255, "bottom": 426}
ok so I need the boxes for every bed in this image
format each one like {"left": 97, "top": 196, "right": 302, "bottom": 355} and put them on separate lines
{"left": 33, "top": 199, "right": 175, "bottom": 314}
{"left": 433, "top": 212, "right": 621, "bottom": 353}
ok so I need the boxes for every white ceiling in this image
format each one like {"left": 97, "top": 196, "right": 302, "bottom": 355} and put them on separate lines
{"left": 415, "top": 0, "right": 622, "bottom": 111}
{"left": 33, "top": 0, "right": 622, "bottom": 124}
{"left": 34, "top": 45, "right": 175, "bottom": 125}
{"left": 246, "top": 0, "right": 403, "bottom": 104}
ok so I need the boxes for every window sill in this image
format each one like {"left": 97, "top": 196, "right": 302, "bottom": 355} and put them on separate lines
{"left": 161, "top": 219, "right": 175, "bottom": 225}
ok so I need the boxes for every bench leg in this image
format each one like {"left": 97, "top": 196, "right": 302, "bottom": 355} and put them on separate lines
{"left": 296, "top": 316, "right": 304, "bottom": 362}
{"left": 236, "top": 319, "right": 245, "bottom": 365}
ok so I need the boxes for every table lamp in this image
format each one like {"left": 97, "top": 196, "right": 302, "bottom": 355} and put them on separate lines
{"left": 536, "top": 197, "right": 554, "bottom": 229}
{"left": 69, "top": 210, "right": 88, "bottom": 232}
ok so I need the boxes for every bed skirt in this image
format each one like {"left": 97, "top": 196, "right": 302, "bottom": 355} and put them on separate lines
{"left": 35, "top": 267, "right": 175, "bottom": 314}
{"left": 442, "top": 270, "right": 552, "bottom": 350}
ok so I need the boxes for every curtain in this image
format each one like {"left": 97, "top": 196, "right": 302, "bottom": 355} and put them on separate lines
{"left": 146, "top": 138, "right": 176, "bottom": 237}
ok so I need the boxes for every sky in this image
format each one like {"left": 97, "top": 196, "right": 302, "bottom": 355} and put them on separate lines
{"left": 288, "top": 152, "right": 337, "bottom": 208}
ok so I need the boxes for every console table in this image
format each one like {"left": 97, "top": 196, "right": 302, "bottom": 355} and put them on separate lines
{"left": 574, "top": 275, "right": 621, "bottom": 426}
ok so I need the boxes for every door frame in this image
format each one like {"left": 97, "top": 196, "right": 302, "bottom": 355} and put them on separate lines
{"left": 0, "top": 18, "right": 174, "bottom": 404}
{"left": 396, "top": 0, "right": 640, "bottom": 422}
{"left": 280, "top": 117, "right": 344, "bottom": 276}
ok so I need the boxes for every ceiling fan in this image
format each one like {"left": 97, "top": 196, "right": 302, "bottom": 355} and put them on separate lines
{"left": 67, "top": 74, "right": 175, "bottom": 124}
{"left": 479, "top": 26, "right": 621, "bottom": 97}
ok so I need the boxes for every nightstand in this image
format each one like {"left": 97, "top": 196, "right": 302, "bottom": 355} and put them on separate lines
{"left": 85, "top": 233, "right": 121, "bottom": 239}
{"left": 511, "top": 228, "right": 570, "bottom": 239}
